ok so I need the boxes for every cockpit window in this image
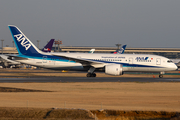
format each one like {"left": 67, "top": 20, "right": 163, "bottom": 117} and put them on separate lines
{"left": 167, "top": 60, "right": 173, "bottom": 63}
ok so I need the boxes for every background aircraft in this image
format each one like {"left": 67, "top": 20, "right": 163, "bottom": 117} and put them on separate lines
{"left": 113, "top": 45, "right": 127, "bottom": 54}
{"left": 42, "top": 39, "right": 54, "bottom": 52}
{"left": 88, "top": 45, "right": 127, "bottom": 54}
{"left": 88, "top": 49, "right": 95, "bottom": 53}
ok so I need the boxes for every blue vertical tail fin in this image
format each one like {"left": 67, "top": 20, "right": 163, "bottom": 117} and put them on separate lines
{"left": 42, "top": 39, "right": 55, "bottom": 52}
{"left": 8, "top": 25, "right": 42, "bottom": 55}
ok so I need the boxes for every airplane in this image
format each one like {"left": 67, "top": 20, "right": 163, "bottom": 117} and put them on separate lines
{"left": 0, "top": 55, "right": 20, "bottom": 68}
{"left": 42, "top": 39, "right": 54, "bottom": 52}
{"left": 89, "top": 49, "right": 95, "bottom": 53}
{"left": 8, "top": 25, "right": 177, "bottom": 78}
{"left": 113, "top": 45, "right": 127, "bottom": 54}
{"left": 89, "top": 45, "right": 126, "bottom": 54}
{"left": 0, "top": 39, "right": 55, "bottom": 68}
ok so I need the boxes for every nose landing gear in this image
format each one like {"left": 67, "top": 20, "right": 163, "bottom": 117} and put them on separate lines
{"left": 159, "top": 74, "right": 163, "bottom": 78}
{"left": 159, "top": 72, "right": 165, "bottom": 78}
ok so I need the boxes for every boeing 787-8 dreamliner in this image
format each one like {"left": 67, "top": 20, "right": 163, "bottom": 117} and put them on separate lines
{"left": 8, "top": 25, "right": 177, "bottom": 78}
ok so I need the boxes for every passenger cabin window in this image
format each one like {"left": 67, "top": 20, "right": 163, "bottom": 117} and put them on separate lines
{"left": 167, "top": 60, "right": 173, "bottom": 63}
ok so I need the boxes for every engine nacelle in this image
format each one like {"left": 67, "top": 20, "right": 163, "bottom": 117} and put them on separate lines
{"left": 105, "top": 64, "right": 123, "bottom": 76}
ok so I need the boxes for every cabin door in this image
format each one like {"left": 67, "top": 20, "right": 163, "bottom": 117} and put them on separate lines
{"left": 42, "top": 56, "right": 47, "bottom": 63}
{"left": 156, "top": 58, "right": 161, "bottom": 65}
{"left": 129, "top": 58, "right": 133, "bottom": 64}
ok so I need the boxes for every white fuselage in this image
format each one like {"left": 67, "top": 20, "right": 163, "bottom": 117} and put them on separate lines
{"left": 15, "top": 52, "right": 177, "bottom": 72}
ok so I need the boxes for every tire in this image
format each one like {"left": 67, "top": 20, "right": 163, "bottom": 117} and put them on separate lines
{"left": 87, "top": 73, "right": 91, "bottom": 77}
{"left": 87, "top": 73, "right": 96, "bottom": 77}
{"left": 92, "top": 73, "right": 96, "bottom": 77}
{"left": 159, "top": 75, "right": 163, "bottom": 78}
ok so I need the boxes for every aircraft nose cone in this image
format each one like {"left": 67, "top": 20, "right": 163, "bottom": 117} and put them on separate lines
{"left": 175, "top": 65, "right": 178, "bottom": 70}
{"left": 168, "top": 63, "right": 178, "bottom": 71}
{"left": 173, "top": 64, "right": 178, "bottom": 70}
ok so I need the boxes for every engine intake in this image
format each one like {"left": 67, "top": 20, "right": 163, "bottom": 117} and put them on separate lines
{"left": 105, "top": 64, "right": 123, "bottom": 76}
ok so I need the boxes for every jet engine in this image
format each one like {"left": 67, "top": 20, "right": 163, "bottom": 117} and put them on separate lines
{"left": 105, "top": 64, "right": 123, "bottom": 75}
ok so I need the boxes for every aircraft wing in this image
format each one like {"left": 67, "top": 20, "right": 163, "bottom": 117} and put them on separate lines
{"left": 52, "top": 54, "right": 105, "bottom": 68}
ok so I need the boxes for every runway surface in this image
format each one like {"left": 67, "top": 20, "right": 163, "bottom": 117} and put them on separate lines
{"left": 0, "top": 77, "right": 180, "bottom": 83}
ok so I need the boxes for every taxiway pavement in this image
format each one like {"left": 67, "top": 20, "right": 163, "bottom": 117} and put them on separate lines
{"left": 0, "top": 77, "right": 180, "bottom": 83}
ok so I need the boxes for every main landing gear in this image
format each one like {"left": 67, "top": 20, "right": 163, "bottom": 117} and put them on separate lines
{"left": 87, "top": 73, "right": 96, "bottom": 77}
{"left": 86, "top": 67, "right": 96, "bottom": 77}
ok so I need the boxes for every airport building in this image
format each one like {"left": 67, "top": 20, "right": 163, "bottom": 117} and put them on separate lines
{"left": 51, "top": 46, "right": 180, "bottom": 59}
{"left": 1, "top": 46, "right": 180, "bottom": 59}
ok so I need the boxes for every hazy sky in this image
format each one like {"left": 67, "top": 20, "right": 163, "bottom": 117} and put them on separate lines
{"left": 0, "top": 0, "right": 180, "bottom": 48}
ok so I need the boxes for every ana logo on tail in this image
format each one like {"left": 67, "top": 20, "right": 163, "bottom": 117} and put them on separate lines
{"left": 14, "top": 34, "right": 32, "bottom": 50}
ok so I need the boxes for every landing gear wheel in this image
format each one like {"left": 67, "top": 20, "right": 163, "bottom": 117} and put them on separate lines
{"left": 92, "top": 73, "right": 96, "bottom": 77}
{"left": 159, "top": 74, "right": 163, "bottom": 78}
{"left": 86, "top": 73, "right": 96, "bottom": 77}
{"left": 87, "top": 73, "right": 91, "bottom": 77}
